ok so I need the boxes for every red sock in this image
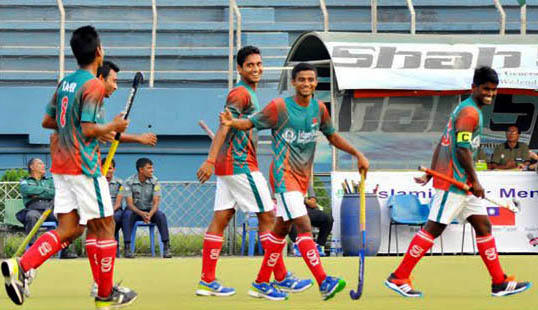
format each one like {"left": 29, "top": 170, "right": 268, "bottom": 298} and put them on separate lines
{"left": 256, "top": 233, "right": 286, "bottom": 283}
{"left": 96, "top": 239, "right": 117, "bottom": 298}
{"left": 394, "top": 229, "right": 434, "bottom": 279}
{"left": 201, "top": 233, "right": 223, "bottom": 283}
{"left": 20, "top": 230, "right": 62, "bottom": 272}
{"left": 260, "top": 232, "right": 287, "bottom": 282}
{"left": 86, "top": 238, "right": 99, "bottom": 284}
{"left": 476, "top": 234, "right": 505, "bottom": 284}
{"left": 296, "top": 233, "right": 326, "bottom": 285}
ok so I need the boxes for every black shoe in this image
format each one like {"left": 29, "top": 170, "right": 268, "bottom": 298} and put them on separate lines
{"left": 1, "top": 258, "right": 27, "bottom": 305}
{"left": 163, "top": 244, "right": 172, "bottom": 259}
{"left": 124, "top": 246, "right": 135, "bottom": 259}
{"left": 95, "top": 285, "right": 138, "bottom": 309}
{"left": 492, "top": 275, "right": 532, "bottom": 297}
{"left": 60, "top": 250, "right": 78, "bottom": 259}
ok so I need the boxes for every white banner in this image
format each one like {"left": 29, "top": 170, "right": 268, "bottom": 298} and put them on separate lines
{"left": 331, "top": 171, "right": 538, "bottom": 254}
{"left": 325, "top": 42, "right": 538, "bottom": 90}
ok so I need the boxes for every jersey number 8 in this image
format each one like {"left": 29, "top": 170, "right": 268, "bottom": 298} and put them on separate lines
{"left": 60, "top": 96, "right": 68, "bottom": 128}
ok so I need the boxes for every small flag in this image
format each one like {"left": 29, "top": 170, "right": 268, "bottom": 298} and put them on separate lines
{"left": 487, "top": 206, "right": 515, "bottom": 226}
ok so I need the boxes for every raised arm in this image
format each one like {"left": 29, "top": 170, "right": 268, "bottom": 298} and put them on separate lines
{"left": 220, "top": 108, "right": 254, "bottom": 130}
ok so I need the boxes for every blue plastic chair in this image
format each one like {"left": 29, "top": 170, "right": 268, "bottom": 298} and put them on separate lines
{"left": 130, "top": 221, "right": 164, "bottom": 257}
{"left": 240, "top": 213, "right": 263, "bottom": 256}
{"left": 387, "top": 194, "right": 430, "bottom": 255}
{"left": 26, "top": 221, "right": 60, "bottom": 258}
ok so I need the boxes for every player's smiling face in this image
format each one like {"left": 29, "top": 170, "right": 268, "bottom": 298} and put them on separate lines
{"left": 472, "top": 81, "right": 497, "bottom": 106}
{"left": 103, "top": 70, "right": 118, "bottom": 98}
{"left": 238, "top": 53, "right": 263, "bottom": 85}
{"left": 292, "top": 70, "right": 318, "bottom": 98}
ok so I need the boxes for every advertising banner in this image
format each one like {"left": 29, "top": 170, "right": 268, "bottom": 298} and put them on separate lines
{"left": 331, "top": 171, "right": 538, "bottom": 254}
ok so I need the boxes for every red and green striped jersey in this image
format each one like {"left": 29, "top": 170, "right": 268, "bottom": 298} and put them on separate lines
{"left": 46, "top": 69, "right": 106, "bottom": 177}
{"left": 250, "top": 96, "right": 336, "bottom": 194}
{"left": 433, "top": 96, "right": 483, "bottom": 194}
{"left": 215, "top": 81, "right": 261, "bottom": 176}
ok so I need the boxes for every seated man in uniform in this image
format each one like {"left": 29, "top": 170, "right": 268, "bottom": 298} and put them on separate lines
{"left": 490, "top": 125, "right": 530, "bottom": 170}
{"left": 17, "top": 158, "right": 77, "bottom": 259}
{"left": 121, "top": 158, "right": 172, "bottom": 258}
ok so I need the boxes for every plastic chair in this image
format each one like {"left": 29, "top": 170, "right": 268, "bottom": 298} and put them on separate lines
{"left": 240, "top": 213, "right": 262, "bottom": 256}
{"left": 387, "top": 194, "right": 430, "bottom": 255}
{"left": 130, "top": 221, "right": 164, "bottom": 257}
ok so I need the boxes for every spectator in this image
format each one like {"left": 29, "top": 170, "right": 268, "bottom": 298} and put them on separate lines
{"left": 288, "top": 184, "right": 333, "bottom": 257}
{"left": 17, "top": 158, "right": 77, "bottom": 259}
{"left": 122, "top": 158, "right": 172, "bottom": 258}
{"left": 490, "top": 125, "right": 530, "bottom": 170}
{"left": 104, "top": 159, "right": 126, "bottom": 255}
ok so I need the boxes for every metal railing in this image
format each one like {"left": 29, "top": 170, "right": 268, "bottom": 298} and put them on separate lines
{"left": 149, "top": 0, "right": 158, "bottom": 88}
{"left": 56, "top": 0, "right": 65, "bottom": 82}
{"left": 227, "top": 0, "right": 242, "bottom": 90}
{"left": 494, "top": 0, "right": 506, "bottom": 35}
{"left": 371, "top": 0, "right": 377, "bottom": 33}
{"left": 521, "top": 2, "right": 527, "bottom": 35}
{"left": 406, "top": 0, "right": 416, "bottom": 35}
{"left": 319, "top": 0, "right": 329, "bottom": 32}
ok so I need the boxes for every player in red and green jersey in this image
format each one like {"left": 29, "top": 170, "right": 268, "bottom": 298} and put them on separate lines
{"left": 1, "top": 26, "right": 137, "bottom": 309}
{"left": 196, "top": 47, "right": 312, "bottom": 299}
{"left": 221, "top": 62, "right": 369, "bottom": 301}
{"left": 385, "top": 67, "right": 531, "bottom": 298}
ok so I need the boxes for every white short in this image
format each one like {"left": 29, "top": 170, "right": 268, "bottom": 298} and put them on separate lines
{"left": 275, "top": 191, "right": 308, "bottom": 222}
{"left": 52, "top": 174, "right": 113, "bottom": 225}
{"left": 428, "top": 188, "right": 488, "bottom": 225}
{"left": 214, "top": 171, "right": 274, "bottom": 214}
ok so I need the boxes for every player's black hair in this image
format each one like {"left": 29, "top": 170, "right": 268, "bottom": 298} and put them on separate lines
{"left": 473, "top": 66, "right": 499, "bottom": 87}
{"left": 97, "top": 61, "right": 120, "bottom": 80}
{"left": 136, "top": 158, "right": 153, "bottom": 172}
{"left": 70, "top": 25, "right": 101, "bottom": 67}
{"left": 99, "top": 158, "right": 116, "bottom": 169}
{"left": 291, "top": 62, "right": 317, "bottom": 80}
{"left": 236, "top": 46, "right": 261, "bottom": 67}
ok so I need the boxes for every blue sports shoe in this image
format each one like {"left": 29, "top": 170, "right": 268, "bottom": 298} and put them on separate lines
{"left": 319, "top": 276, "right": 346, "bottom": 301}
{"left": 195, "top": 280, "right": 236, "bottom": 297}
{"left": 248, "top": 282, "right": 288, "bottom": 301}
{"left": 273, "top": 272, "right": 313, "bottom": 293}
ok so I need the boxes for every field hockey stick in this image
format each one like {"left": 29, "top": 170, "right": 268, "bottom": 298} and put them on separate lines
{"left": 350, "top": 170, "right": 366, "bottom": 300}
{"left": 198, "top": 120, "right": 215, "bottom": 140}
{"left": 102, "top": 72, "right": 144, "bottom": 175}
{"left": 418, "top": 166, "right": 520, "bottom": 213}
{"left": 14, "top": 208, "right": 52, "bottom": 257}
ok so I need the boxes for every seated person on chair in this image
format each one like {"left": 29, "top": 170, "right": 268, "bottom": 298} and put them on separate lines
{"left": 121, "top": 158, "right": 172, "bottom": 258}
{"left": 289, "top": 183, "right": 333, "bottom": 256}
{"left": 17, "top": 158, "right": 77, "bottom": 259}
{"left": 104, "top": 159, "right": 127, "bottom": 255}
{"left": 489, "top": 125, "right": 530, "bottom": 170}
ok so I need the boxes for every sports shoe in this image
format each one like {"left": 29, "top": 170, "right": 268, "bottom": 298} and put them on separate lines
{"left": 1, "top": 258, "right": 28, "bottom": 305}
{"left": 319, "top": 276, "right": 346, "bottom": 301}
{"left": 491, "top": 275, "right": 532, "bottom": 297}
{"left": 23, "top": 268, "right": 36, "bottom": 298}
{"left": 91, "top": 282, "right": 134, "bottom": 298}
{"left": 195, "top": 280, "right": 236, "bottom": 297}
{"left": 293, "top": 244, "right": 301, "bottom": 257}
{"left": 273, "top": 272, "right": 313, "bottom": 293}
{"left": 248, "top": 282, "right": 288, "bottom": 301}
{"left": 384, "top": 273, "right": 423, "bottom": 298}
{"left": 95, "top": 285, "right": 138, "bottom": 309}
